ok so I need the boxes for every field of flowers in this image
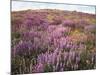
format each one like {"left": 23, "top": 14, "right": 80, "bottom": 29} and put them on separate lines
{"left": 11, "top": 9, "right": 96, "bottom": 74}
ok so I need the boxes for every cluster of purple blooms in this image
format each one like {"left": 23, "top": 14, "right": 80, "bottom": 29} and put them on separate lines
{"left": 11, "top": 10, "right": 96, "bottom": 74}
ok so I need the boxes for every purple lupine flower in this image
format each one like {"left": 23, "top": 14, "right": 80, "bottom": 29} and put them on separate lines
{"left": 75, "top": 55, "right": 80, "bottom": 64}
{"left": 63, "top": 52, "right": 69, "bottom": 61}
{"left": 68, "top": 51, "right": 76, "bottom": 61}
{"left": 59, "top": 37, "right": 67, "bottom": 48}
{"left": 13, "top": 41, "right": 33, "bottom": 56}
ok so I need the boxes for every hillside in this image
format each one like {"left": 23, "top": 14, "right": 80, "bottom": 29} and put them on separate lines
{"left": 11, "top": 9, "right": 96, "bottom": 74}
